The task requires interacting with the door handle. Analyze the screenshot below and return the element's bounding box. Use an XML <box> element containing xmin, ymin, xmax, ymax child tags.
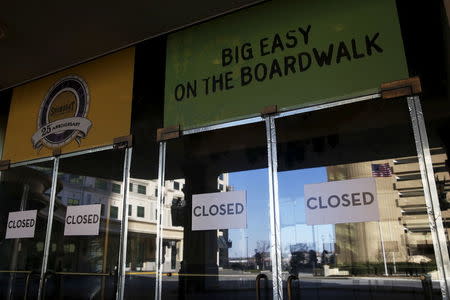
<box><xmin>256</xmin><ymin>273</ymin><xmax>268</xmax><ymax>300</ymax></box>
<box><xmin>287</xmin><ymin>275</ymin><xmax>299</xmax><ymax>300</ymax></box>
<box><xmin>24</xmin><ymin>270</ymin><xmax>40</xmax><ymax>300</ymax></box>
<box><xmin>41</xmin><ymin>270</ymin><xmax>56</xmax><ymax>300</ymax></box>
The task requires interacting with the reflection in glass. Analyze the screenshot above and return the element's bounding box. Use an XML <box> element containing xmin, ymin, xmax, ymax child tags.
<box><xmin>124</xmin><ymin>177</ymin><xmax>185</xmax><ymax>300</ymax></box>
<box><xmin>161</xmin><ymin>170</ymin><xmax>271</xmax><ymax>300</ymax></box>
<box><xmin>276</xmin><ymin>99</ymin><xmax>442</xmax><ymax>299</ymax></box>
<box><xmin>161</xmin><ymin>123</ymin><xmax>272</xmax><ymax>299</ymax></box>
<box><xmin>279</xmin><ymin>160</ymin><xmax>443</xmax><ymax>299</ymax></box>
<box><xmin>46</xmin><ymin>150</ymin><xmax>124</xmax><ymax>299</ymax></box>
<box><xmin>0</xmin><ymin>163</ymin><xmax>53</xmax><ymax>299</ymax></box>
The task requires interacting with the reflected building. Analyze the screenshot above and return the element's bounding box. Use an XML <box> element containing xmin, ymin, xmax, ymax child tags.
<box><xmin>55</xmin><ymin>173</ymin><xmax>230</xmax><ymax>273</ymax></box>
<box><xmin>0</xmin><ymin>166</ymin><xmax>54</xmax><ymax>275</ymax></box>
<box><xmin>328</xmin><ymin>148</ymin><xmax>449</xmax><ymax>266</ymax></box>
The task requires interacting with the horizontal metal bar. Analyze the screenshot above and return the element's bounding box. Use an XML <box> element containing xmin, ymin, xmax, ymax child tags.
<box><xmin>55</xmin><ymin>272</ymin><xmax>110</xmax><ymax>276</ymax></box>
<box><xmin>128</xmin><ymin>272</ymin><xmax>243</xmax><ymax>278</ymax></box>
<box><xmin>0</xmin><ymin>270</ymin><xmax>32</xmax><ymax>274</ymax></box>
<box><xmin>59</xmin><ymin>145</ymin><xmax>114</xmax><ymax>159</ymax></box>
<box><xmin>276</xmin><ymin>93</ymin><xmax>381</xmax><ymax>119</ymax></box>
<box><xmin>10</xmin><ymin>156</ymin><xmax>54</xmax><ymax>168</ymax></box>
<box><xmin>126</xmin><ymin>272</ymin><xmax>156</xmax><ymax>275</ymax></box>
<box><xmin>182</xmin><ymin>116</ymin><xmax>263</xmax><ymax>136</ymax></box>
<box><xmin>182</xmin><ymin>93</ymin><xmax>380</xmax><ymax>136</ymax></box>
<box><xmin>9</xmin><ymin>145</ymin><xmax>114</xmax><ymax>168</ymax></box>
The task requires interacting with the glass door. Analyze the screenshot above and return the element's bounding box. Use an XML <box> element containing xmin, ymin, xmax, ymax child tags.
<box><xmin>0</xmin><ymin>160</ymin><xmax>54</xmax><ymax>299</ymax></box>
<box><xmin>160</xmin><ymin>121</ymin><xmax>273</xmax><ymax>299</ymax></box>
<box><xmin>275</xmin><ymin>98</ymin><xmax>443</xmax><ymax>299</ymax></box>
<box><xmin>45</xmin><ymin>149</ymin><xmax>125</xmax><ymax>299</ymax></box>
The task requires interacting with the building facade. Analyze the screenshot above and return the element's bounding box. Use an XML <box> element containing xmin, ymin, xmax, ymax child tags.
<box><xmin>0</xmin><ymin>0</ymin><xmax>448</xmax><ymax>300</ymax></box>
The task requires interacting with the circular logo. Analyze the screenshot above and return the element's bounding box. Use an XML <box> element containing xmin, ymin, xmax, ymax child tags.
<box><xmin>32</xmin><ymin>76</ymin><xmax>92</xmax><ymax>150</ymax></box>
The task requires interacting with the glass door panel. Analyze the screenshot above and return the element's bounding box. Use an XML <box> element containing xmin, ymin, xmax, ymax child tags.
<box><xmin>161</xmin><ymin>122</ymin><xmax>273</xmax><ymax>299</ymax></box>
<box><xmin>276</xmin><ymin>98</ymin><xmax>442</xmax><ymax>299</ymax></box>
<box><xmin>46</xmin><ymin>149</ymin><xmax>125</xmax><ymax>299</ymax></box>
<box><xmin>0</xmin><ymin>161</ymin><xmax>54</xmax><ymax>299</ymax></box>
<box><xmin>124</xmin><ymin>175</ymin><xmax>158</xmax><ymax>300</ymax></box>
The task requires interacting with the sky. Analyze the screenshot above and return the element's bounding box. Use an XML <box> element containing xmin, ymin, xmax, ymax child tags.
<box><xmin>227</xmin><ymin>166</ymin><xmax>335</xmax><ymax>258</ymax></box>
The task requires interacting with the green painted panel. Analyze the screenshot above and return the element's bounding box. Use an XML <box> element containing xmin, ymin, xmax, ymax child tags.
<box><xmin>164</xmin><ymin>0</ymin><xmax>409</xmax><ymax>129</ymax></box>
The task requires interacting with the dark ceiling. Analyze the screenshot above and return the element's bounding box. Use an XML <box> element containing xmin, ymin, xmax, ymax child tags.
<box><xmin>0</xmin><ymin>0</ymin><xmax>264</xmax><ymax>91</ymax></box>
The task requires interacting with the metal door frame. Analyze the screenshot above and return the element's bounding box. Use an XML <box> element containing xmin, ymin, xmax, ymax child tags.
<box><xmin>1</xmin><ymin>156</ymin><xmax>55</xmax><ymax>300</ymax></box>
<box><xmin>407</xmin><ymin>95</ymin><xmax>450</xmax><ymax>299</ymax></box>
<box><xmin>0</xmin><ymin>144</ymin><xmax>132</xmax><ymax>299</ymax></box>
<box><xmin>11</xmin><ymin>92</ymin><xmax>447</xmax><ymax>300</ymax></box>
<box><xmin>152</xmin><ymin>92</ymin><xmax>450</xmax><ymax>300</ymax></box>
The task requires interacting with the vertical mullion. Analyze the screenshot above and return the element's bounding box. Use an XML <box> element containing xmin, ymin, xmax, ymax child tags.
<box><xmin>37</xmin><ymin>157</ymin><xmax>58</xmax><ymax>300</ymax></box>
<box><xmin>155</xmin><ymin>141</ymin><xmax>167</xmax><ymax>300</ymax></box>
<box><xmin>265</xmin><ymin>115</ymin><xmax>283</xmax><ymax>300</ymax></box>
<box><xmin>116</xmin><ymin>147</ymin><xmax>133</xmax><ymax>300</ymax></box>
<box><xmin>407</xmin><ymin>95</ymin><xmax>450</xmax><ymax>299</ymax></box>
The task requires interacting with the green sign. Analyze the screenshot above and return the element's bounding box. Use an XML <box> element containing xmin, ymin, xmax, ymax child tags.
<box><xmin>164</xmin><ymin>0</ymin><xmax>408</xmax><ymax>129</ymax></box>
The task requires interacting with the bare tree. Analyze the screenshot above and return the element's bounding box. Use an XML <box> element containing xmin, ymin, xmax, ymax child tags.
<box><xmin>255</xmin><ymin>240</ymin><xmax>270</xmax><ymax>270</ymax></box>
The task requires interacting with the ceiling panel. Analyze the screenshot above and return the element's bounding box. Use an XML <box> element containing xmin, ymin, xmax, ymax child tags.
<box><xmin>0</xmin><ymin>0</ymin><xmax>263</xmax><ymax>90</ymax></box>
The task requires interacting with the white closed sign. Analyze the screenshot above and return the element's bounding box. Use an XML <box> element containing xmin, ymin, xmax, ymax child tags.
<box><xmin>192</xmin><ymin>190</ymin><xmax>247</xmax><ymax>231</ymax></box>
<box><xmin>64</xmin><ymin>204</ymin><xmax>101</xmax><ymax>236</ymax></box>
<box><xmin>305</xmin><ymin>178</ymin><xmax>379</xmax><ymax>225</ymax></box>
<box><xmin>6</xmin><ymin>210</ymin><xmax>37</xmax><ymax>239</ymax></box>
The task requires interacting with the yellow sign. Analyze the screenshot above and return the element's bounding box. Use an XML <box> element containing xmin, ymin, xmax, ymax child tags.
<box><xmin>3</xmin><ymin>47</ymin><xmax>135</xmax><ymax>163</ymax></box>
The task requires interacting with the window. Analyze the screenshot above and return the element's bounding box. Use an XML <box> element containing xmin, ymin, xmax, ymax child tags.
<box><xmin>137</xmin><ymin>206</ymin><xmax>145</xmax><ymax>218</ymax></box>
<box><xmin>67</xmin><ymin>198</ymin><xmax>79</xmax><ymax>206</ymax></box>
<box><xmin>69</xmin><ymin>175</ymin><xmax>83</xmax><ymax>185</ymax></box>
<box><xmin>219</xmin><ymin>174</ymin><xmax>224</xmax><ymax>180</ymax></box>
<box><xmin>155</xmin><ymin>188</ymin><xmax>158</xmax><ymax>197</ymax></box>
<box><xmin>63</xmin><ymin>243</ymin><xmax>76</xmax><ymax>254</ymax></box>
<box><xmin>129</xmin><ymin>183</ymin><xmax>133</xmax><ymax>192</ymax></box>
<box><xmin>112</xmin><ymin>183</ymin><xmax>121</xmax><ymax>193</ymax></box>
<box><xmin>219</xmin><ymin>184</ymin><xmax>224</xmax><ymax>191</ymax></box>
<box><xmin>86</xmin><ymin>194</ymin><xmax>91</xmax><ymax>204</ymax></box>
<box><xmin>173</xmin><ymin>197</ymin><xmax>183</xmax><ymax>206</ymax></box>
<box><xmin>174</xmin><ymin>182</ymin><xmax>180</xmax><ymax>190</ymax></box>
<box><xmin>138</xmin><ymin>185</ymin><xmax>146</xmax><ymax>195</ymax></box>
<box><xmin>128</xmin><ymin>205</ymin><xmax>132</xmax><ymax>216</ymax></box>
<box><xmin>110</xmin><ymin>206</ymin><xmax>119</xmax><ymax>219</ymax></box>
<box><xmin>95</xmin><ymin>179</ymin><xmax>108</xmax><ymax>190</ymax></box>
<box><xmin>395</xmin><ymin>174</ymin><xmax>422</xmax><ymax>181</ymax></box>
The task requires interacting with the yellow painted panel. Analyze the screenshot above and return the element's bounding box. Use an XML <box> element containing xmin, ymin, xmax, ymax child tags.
<box><xmin>3</xmin><ymin>47</ymin><xmax>135</xmax><ymax>163</ymax></box>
